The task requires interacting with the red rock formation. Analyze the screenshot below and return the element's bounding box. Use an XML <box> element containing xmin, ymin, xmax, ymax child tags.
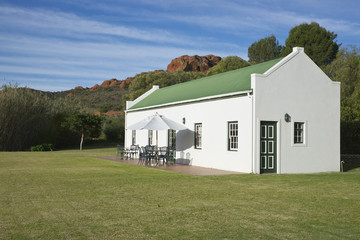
<box><xmin>66</xmin><ymin>92</ymin><xmax>75</xmax><ymax>97</ymax></box>
<box><xmin>119</xmin><ymin>77</ymin><xmax>134</xmax><ymax>88</ymax></box>
<box><xmin>75</xmin><ymin>86</ymin><xmax>85</xmax><ymax>90</ymax></box>
<box><xmin>167</xmin><ymin>55</ymin><xmax>221</xmax><ymax>73</ymax></box>
<box><xmin>100</xmin><ymin>78</ymin><xmax>120</xmax><ymax>88</ymax></box>
<box><xmin>89</xmin><ymin>84</ymin><xmax>100</xmax><ymax>91</ymax></box>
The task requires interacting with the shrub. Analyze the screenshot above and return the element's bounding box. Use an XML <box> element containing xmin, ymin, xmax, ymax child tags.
<box><xmin>103</xmin><ymin>116</ymin><xmax>125</xmax><ymax>143</ymax></box>
<box><xmin>0</xmin><ymin>85</ymin><xmax>50</xmax><ymax>151</ymax></box>
<box><xmin>30</xmin><ymin>144</ymin><xmax>54</xmax><ymax>152</ymax></box>
<box><xmin>0</xmin><ymin>84</ymin><xmax>81</xmax><ymax>151</ymax></box>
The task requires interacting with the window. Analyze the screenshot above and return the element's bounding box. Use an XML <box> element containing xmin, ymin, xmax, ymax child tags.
<box><xmin>294</xmin><ymin>122</ymin><xmax>304</xmax><ymax>144</ymax></box>
<box><xmin>168</xmin><ymin>129</ymin><xmax>176</xmax><ymax>149</ymax></box>
<box><xmin>228</xmin><ymin>121</ymin><xmax>238</xmax><ymax>151</ymax></box>
<box><xmin>148</xmin><ymin>130</ymin><xmax>153</xmax><ymax>145</ymax></box>
<box><xmin>194</xmin><ymin>123</ymin><xmax>202</xmax><ymax>149</ymax></box>
<box><xmin>132</xmin><ymin>130</ymin><xmax>136</xmax><ymax>145</ymax></box>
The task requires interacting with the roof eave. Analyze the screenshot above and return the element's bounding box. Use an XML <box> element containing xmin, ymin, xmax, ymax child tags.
<box><xmin>126</xmin><ymin>89</ymin><xmax>253</xmax><ymax>113</ymax></box>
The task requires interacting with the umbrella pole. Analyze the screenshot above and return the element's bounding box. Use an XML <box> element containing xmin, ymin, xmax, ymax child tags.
<box><xmin>156</xmin><ymin>130</ymin><xmax>159</xmax><ymax>165</ymax></box>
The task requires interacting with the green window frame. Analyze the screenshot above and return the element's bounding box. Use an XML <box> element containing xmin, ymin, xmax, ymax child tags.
<box><xmin>228</xmin><ymin>121</ymin><xmax>238</xmax><ymax>151</ymax></box>
<box><xmin>168</xmin><ymin>129</ymin><xmax>176</xmax><ymax>149</ymax></box>
<box><xmin>194</xmin><ymin>123</ymin><xmax>202</xmax><ymax>149</ymax></box>
<box><xmin>294</xmin><ymin>122</ymin><xmax>304</xmax><ymax>144</ymax></box>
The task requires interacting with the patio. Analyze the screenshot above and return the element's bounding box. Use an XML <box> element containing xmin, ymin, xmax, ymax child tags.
<box><xmin>96</xmin><ymin>156</ymin><xmax>244</xmax><ymax>175</ymax></box>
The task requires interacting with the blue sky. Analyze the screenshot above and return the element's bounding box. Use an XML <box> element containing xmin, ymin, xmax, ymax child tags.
<box><xmin>0</xmin><ymin>0</ymin><xmax>359</xmax><ymax>91</ymax></box>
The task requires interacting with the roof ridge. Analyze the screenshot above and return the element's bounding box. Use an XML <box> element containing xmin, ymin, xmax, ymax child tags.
<box><xmin>157</xmin><ymin>58</ymin><xmax>283</xmax><ymax>92</ymax></box>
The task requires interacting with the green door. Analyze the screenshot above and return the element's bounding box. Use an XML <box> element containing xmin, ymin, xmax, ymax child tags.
<box><xmin>260</xmin><ymin>121</ymin><xmax>277</xmax><ymax>174</ymax></box>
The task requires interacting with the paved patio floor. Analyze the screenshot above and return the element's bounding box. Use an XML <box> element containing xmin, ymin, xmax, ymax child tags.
<box><xmin>96</xmin><ymin>157</ymin><xmax>244</xmax><ymax>175</ymax></box>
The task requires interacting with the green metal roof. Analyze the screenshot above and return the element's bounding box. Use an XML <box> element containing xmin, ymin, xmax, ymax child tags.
<box><xmin>129</xmin><ymin>58</ymin><xmax>282</xmax><ymax>110</ymax></box>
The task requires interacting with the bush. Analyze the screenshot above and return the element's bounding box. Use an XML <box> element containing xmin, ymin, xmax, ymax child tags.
<box><xmin>0</xmin><ymin>85</ymin><xmax>50</xmax><ymax>151</ymax></box>
<box><xmin>0</xmin><ymin>84</ymin><xmax>81</xmax><ymax>151</ymax></box>
<box><xmin>341</xmin><ymin>121</ymin><xmax>360</xmax><ymax>154</ymax></box>
<box><xmin>30</xmin><ymin>144</ymin><xmax>54</xmax><ymax>152</ymax></box>
<box><xmin>103</xmin><ymin>116</ymin><xmax>125</xmax><ymax>143</ymax></box>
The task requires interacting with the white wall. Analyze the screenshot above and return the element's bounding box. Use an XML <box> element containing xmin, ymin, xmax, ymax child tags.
<box><xmin>252</xmin><ymin>48</ymin><xmax>340</xmax><ymax>173</ymax></box>
<box><xmin>125</xmin><ymin>95</ymin><xmax>254</xmax><ymax>173</ymax></box>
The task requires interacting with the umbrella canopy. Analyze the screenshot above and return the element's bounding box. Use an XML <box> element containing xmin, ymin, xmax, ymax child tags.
<box><xmin>127</xmin><ymin>113</ymin><xmax>186</xmax><ymax>131</ymax></box>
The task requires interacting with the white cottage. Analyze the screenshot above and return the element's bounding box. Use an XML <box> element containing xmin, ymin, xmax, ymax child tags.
<box><xmin>125</xmin><ymin>47</ymin><xmax>340</xmax><ymax>174</ymax></box>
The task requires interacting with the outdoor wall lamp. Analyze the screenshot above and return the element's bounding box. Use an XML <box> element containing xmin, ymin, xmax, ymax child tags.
<box><xmin>284</xmin><ymin>113</ymin><xmax>291</xmax><ymax>123</ymax></box>
<box><xmin>182</xmin><ymin>117</ymin><xmax>186</xmax><ymax>124</ymax></box>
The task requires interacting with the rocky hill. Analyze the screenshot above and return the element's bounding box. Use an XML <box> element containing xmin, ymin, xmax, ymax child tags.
<box><xmin>51</xmin><ymin>54</ymin><xmax>221</xmax><ymax>114</ymax></box>
<box><xmin>167</xmin><ymin>55</ymin><xmax>221</xmax><ymax>73</ymax></box>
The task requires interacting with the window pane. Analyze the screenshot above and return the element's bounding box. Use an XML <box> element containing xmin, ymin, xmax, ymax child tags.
<box><xmin>294</xmin><ymin>122</ymin><xmax>304</xmax><ymax>144</ymax></box>
<box><xmin>168</xmin><ymin>129</ymin><xmax>176</xmax><ymax>148</ymax></box>
<box><xmin>132</xmin><ymin>130</ymin><xmax>136</xmax><ymax>145</ymax></box>
<box><xmin>228</xmin><ymin>122</ymin><xmax>238</xmax><ymax>150</ymax></box>
<box><xmin>195</xmin><ymin>123</ymin><xmax>202</xmax><ymax>149</ymax></box>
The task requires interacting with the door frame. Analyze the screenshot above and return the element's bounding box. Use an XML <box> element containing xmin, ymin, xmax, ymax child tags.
<box><xmin>259</xmin><ymin>121</ymin><xmax>278</xmax><ymax>174</ymax></box>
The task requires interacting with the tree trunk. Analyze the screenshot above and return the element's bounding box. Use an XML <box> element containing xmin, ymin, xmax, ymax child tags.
<box><xmin>80</xmin><ymin>133</ymin><xmax>84</xmax><ymax>151</ymax></box>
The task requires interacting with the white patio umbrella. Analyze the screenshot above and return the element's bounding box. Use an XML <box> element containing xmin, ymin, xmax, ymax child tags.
<box><xmin>126</xmin><ymin>113</ymin><xmax>187</xmax><ymax>149</ymax></box>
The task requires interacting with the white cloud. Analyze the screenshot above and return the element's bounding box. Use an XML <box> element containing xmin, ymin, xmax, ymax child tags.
<box><xmin>1</xmin><ymin>1</ymin><xmax>358</xmax><ymax>91</ymax></box>
<box><xmin>0</xmin><ymin>6</ymin><xmax>184</xmax><ymax>45</ymax></box>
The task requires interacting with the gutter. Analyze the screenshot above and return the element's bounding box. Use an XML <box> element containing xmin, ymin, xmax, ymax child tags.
<box><xmin>126</xmin><ymin>89</ymin><xmax>253</xmax><ymax>113</ymax></box>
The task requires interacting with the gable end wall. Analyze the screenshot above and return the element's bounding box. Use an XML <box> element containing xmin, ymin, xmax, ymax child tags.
<box><xmin>252</xmin><ymin>48</ymin><xmax>340</xmax><ymax>173</ymax></box>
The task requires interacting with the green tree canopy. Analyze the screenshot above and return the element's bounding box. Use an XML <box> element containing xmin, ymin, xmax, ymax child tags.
<box><xmin>281</xmin><ymin>22</ymin><xmax>340</xmax><ymax>67</ymax></box>
<box><xmin>325</xmin><ymin>46</ymin><xmax>360</xmax><ymax>122</ymax></box>
<box><xmin>324</xmin><ymin>46</ymin><xmax>360</xmax><ymax>153</ymax></box>
<box><xmin>207</xmin><ymin>56</ymin><xmax>250</xmax><ymax>76</ymax></box>
<box><xmin>0</xmin><ymin>85</ymin><xmax>80</xmax><ymax>151</ymax></box>
<box><xmin>128</xmin><ymin>71</ymin><xmax>205</xmax><ymax>101</ymax></box>
<box><xmin>62</xmin><ymin>113</ymin><xmax>105</xmax><ymax>150</ymax></box>
<box><xmin>0</xmin><ymin>85</ymin><xmax>50</xmax><ymax>151</ymax></box>
<box><xmin>248</xmin><ymin>35</ymin><xmax>282</xmax><ymax>64</ymax></box>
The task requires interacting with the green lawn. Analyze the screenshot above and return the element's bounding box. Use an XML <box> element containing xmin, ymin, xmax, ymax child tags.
<box><xmin>0</xmin><ymin>148</ymin><xmax>359</xmax><ymax>239</ymax></box>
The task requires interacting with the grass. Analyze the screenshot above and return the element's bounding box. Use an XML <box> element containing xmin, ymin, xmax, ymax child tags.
<box><xmin>0</xmin><ymin>148</ymin><xmax>360</xmax><ymax>239</ymax></box>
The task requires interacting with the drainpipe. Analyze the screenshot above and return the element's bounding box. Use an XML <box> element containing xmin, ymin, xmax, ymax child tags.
<box><xmin>124</xmin><ymin>111</ymin><xmax>128</xmax><ymax>148</ymax></box>
<box><xmin>251</xmin><ymin>74</ymin><xmax>256</xmax><ymax>174</ymax></box>
<box><xmin>251</xmin><ymin>91</ymin><xmax>255</xmax><ymax>174</ymax></box>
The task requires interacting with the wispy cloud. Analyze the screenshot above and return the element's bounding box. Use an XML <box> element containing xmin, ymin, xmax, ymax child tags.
<box><xmin>0</xmin><ymin>6</ymin><xmax>182</xmax><ymax>44</ymax></box>
<box><xmin>142</xmin><ymin>0</ymin><xmax>360</xmax><ymax>40</ymax></box>
<box><xmin>0</xmin><ymin>1</ymin><xmax>359</xmax><ymax>91</ymax></box>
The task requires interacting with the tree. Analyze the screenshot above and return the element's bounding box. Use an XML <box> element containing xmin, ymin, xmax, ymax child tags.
<box><xmin>0</xmin><ymin>85</ymin><xmax>49</xmax><ymax>150</ymax></box>
<box><xmin>0</xmin><ymin>84</ymin><xmax>81</xmax><ymax>151</ymax></box>
<box><xmin>62</xmin><ymin>113</ymin><xmax>105</xmax><ymax>150</ymax></box>
<box><xmin>207</xmin><ymin>56</ymin><xmax>250</xmax><ymax>76</ymax></box>
<box><xmin>248</xmin><ymin>35</ymin><xmax>282</xmax><ymax>64</ymax></box>
<box><xmin>324</xmin><ymin>46</ymin><xmax>360</xmax><ymax>153</ymax></box>
<box><xmin>281</xmin><ymin>22</ymin><xmax>340</xmax><ymax>67</ymax></box>
<box><xmin>325</xmin><ymin>46</ymin><xmax>360</xmax><ymax>121</ymax></box>
<box><xmin>103</xmin><ymin>115</ymin><xmax>125</xmax><ymax>143</ymax></box>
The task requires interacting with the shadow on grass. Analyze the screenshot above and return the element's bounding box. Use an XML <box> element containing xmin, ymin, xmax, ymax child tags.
<box><xmin>343</xmin><ymin>162</ymin><xmax>360</xmax><ymax>172</ymax></box>
<box><xmin>341</xmin><ymin>154</ymin><xmax>360</xmax><ymax>172</ymax></box>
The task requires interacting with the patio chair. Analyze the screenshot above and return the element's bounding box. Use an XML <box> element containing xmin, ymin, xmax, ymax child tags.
<box><xmin>158</xmin><ymin>147</ymin><xmax>168</xmax><ymax>166</ymax></box>
<box><xmin>129</xmin><ymin>144</ymin><xmax>139</xmax><ymax>159</ymax></box>
<box><xmin>167</xmin><ymin>147</ymin><xmax>176</xmax><ymax>165</ymax></box>
<box><xmin>117</xmin><ymin>144</ymin><xmax>125</xmax><ymax>159</ymax></box>
<box><xmin>138</xmin><ymin>146</ymin><xmax>147</xmax><ymax>165</ymax></box>
<box><xmin>145</xmin><ymin>145</ymin><xmax>156</xmax><ymax>166</ymax></box>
